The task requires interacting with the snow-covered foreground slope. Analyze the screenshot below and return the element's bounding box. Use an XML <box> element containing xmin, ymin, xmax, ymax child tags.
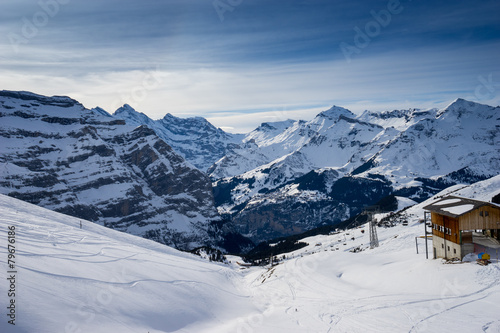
<box><xmin>1</xmin><ymin>176</ymin><xmax>500</xmax><ymax>333</ymax></box>
<box><xmin>242</xmin><ymin>231</ymin><xmax>500</xmax><ymax>333</ymax></box>
<box><xmin>238</xmin><ymin>176</ymin><xmax>500</xmax><ymax>332</ymax></box>
<box><xmin>0</xmin><ymin>194</ymin><xmax>255</xmax><ymax>333</ymax></box>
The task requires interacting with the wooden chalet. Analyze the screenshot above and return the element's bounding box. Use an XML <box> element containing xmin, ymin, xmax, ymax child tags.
<box><xmin>423</xmin><ymin>196</ymin><xmax>500</xmax><ymax>260</ymax></box>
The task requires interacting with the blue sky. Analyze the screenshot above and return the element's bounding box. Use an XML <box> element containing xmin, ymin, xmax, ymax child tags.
<box><xmin>1</xmin><ymin>0</ymin><xmax>499</xmax><ymax>132</ymax></box>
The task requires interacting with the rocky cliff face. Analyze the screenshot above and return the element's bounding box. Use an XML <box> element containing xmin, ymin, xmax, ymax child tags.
<box><xmin>0</xmin><ymin>90</ymin><xmax>222</xmax><ymax>250</ymax></box>
<box><xmin>113</xmin><ymin>104</ymin><xmax>244</xmax><ymax>172</ymax></box>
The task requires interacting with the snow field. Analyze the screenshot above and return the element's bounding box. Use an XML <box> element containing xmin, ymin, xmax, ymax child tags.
<box><xmin>0</xmin><ymin>194</ymin><xmax>255</xmax><ymax>333</ymax></box>
<box><xmin>237</xmin><ymin>224</ymin><xmax>500</xmax><ymax>332</ymax></box>
<box><xmin>1</xmin><ymin>174</ymin><xmax>499</xmax><ymax>333</ymax></box>
<box><xmin>234</xmin><ymin>177</ymin><xmax>500</xmax><ymax>332</ymax></box>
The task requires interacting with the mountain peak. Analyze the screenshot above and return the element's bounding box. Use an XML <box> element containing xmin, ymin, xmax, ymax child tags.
<box><xmin>257</xmin><ymin>119</ymin><xmax>295</xmax><ymax>131</ymax></box>
<box><xmin>162</xmin><ymin>112</ymin><xmax>175</xmax><ymax>120</ymax></box>
<box><xmin>113</xmin><ymin>104</ymin><xmax>154</xmax><ymax>127</ymax></box>
<box><xmin>162</xmin><ymin>112</ymin><xmax>212</xmax><ymax>128</ymax></box>
<box><xmin>437</xmin><ymin>98</ymin><xmax>492</xmax><ymax>118</ymax></box>
<box><xmin>445</xmin><ymin>98</ymin><xmax>473</xmax><ymax>109</ymax></box>
<box><xmin>317</xmin><ymin>105</ymin><xmax>355</xmax><ymax>120</ymax></box>
<box><xmin>114</xmin><ymin>104</ymin><xmax>138</xmax><ymax>115</ymax></box>
<box><xmin>114</xmin><ymin>104</ymin><xmax>151</xmax><ymax>120</ymax></box>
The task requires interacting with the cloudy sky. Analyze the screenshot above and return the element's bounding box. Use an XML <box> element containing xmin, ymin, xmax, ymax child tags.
<box><xmin>1</xmin><ymin>0</ymin><xmax>499</xmax><ymax>132</ymax></box>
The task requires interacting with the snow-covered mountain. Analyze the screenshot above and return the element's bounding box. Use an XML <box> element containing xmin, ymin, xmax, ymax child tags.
<box><xmin>212</xmin><ymin>99</ymin><xmax>499</xmax><ymax>243</ymax></box>
<box><xmin>113</xmin><ymin>104</ymin><xmax>244</xmax><ymax>171</ymax></box>
<box><xmin>209</xmin><ymin>106</ymin><xmax>372</xmax><ymax>179</ymax></box>
<box><xmin>1</xmin><ymin>90</ymin><xmax>498</xmax><ymax>247</ymax></box>
<box><xmin>1</xmin><ymin>176</ymin><xmax>499</xmax><ymax>332</ymax></box>
<box><xmin>207</xmin><ymin>119</ymin><xmax>296</xmax><ymax>178</ymax></box>
<box><xmin>356</xmin><ymin>98</ymin><xmax>499</xmax><ymax>192</ymax></box>
<box><xmin>0</xmin><ymin>90</ymin><xmax>223</xmax><ymax>250</ymax></box>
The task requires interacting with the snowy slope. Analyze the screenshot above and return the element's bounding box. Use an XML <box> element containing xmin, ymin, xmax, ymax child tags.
<box><xmin>244</xmin><ymin>119</ymin><xmax>296</xmax><ymax>146</ymax></box>
<box><xmin>2</xmin><ymin>178</ymin><xmax>499</xmax><ymax>332</ymax></box>
<box><xmin>235</xmin><ymin>175</ymin><xmax>500</xmax><ymax>332</ymax></box>
<box><xmin>0</xmin><ymin>194</ymin><xmax>255</xmax><ymax>333</ymax></box>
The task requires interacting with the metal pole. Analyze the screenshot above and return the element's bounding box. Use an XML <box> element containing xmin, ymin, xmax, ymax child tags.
<box><xmin>415</xmin><ymin>237</ymin><xmax>419</xmax><ymax>254</ymax></box>
<box><xmin>424</xmin><ymin>218</ymin><xmax>428</xmax><ymax>259</ymax></box>
<box><xmin>424</xmin><ymin>212</ymin><xmax>429</xmax><ymax>259</ymax></box>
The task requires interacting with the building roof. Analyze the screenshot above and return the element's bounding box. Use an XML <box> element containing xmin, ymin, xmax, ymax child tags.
<box><xmin>423</xmin><ymin>195</ymin><xmax>500</xmax><ymax>218</ymax></box>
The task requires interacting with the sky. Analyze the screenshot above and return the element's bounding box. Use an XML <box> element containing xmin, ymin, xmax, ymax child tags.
<box><xmin>1</xmin><ymin>0</ymin><xmax>499</xmax><ymax>133</ymax></box>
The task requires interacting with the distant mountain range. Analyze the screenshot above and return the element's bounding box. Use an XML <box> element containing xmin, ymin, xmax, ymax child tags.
<box><xmin>1</xmin><ymin>90</ymin><xmax>498</xmax><ymax>247</ymax></box>
<box><xmin>211</xmin><ymin>98</ymin><xmax>499</xmax><ymax>242</ymax></box>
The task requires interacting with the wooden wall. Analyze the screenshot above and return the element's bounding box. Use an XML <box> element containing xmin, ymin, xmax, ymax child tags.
<box><xmin>459</xmin><ymin>205</ymin><xmax>500</xmax><ymax>231</ymax></box>
<box><xmin>431</xmin><ymin>212</ymin><xmax>460</xmax><ymax>244</ymax></box>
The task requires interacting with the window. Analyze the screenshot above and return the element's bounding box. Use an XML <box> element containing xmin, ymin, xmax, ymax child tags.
<box><xmin>447</xmin><ymin>246</ymin><xmax>450</xmax><ymax>251</ymax></box>
<box><xmin>454</xmin><ymin>249</ymin><xmax>456</xmax><ymax>254</ymax></box>
<box><xmin>442</xmin><ymin>244</ymin><xmax>444</xmax><ymax>248</ymax></box>
<box><xmin>480</xmin><ymin>211</ymin><xmax>483</xmax><ymax>217</ymax></box>
<box><xmin>485</xmin><ymin>211</ymin><xmax>489</xmax><ymax>217</ymax></box>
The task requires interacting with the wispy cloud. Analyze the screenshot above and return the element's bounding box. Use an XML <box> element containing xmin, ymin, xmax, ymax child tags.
<box><xmin>0</xmin><ymin>0</ymin><xmax>499</xmax><ymax>133</ymax></box>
